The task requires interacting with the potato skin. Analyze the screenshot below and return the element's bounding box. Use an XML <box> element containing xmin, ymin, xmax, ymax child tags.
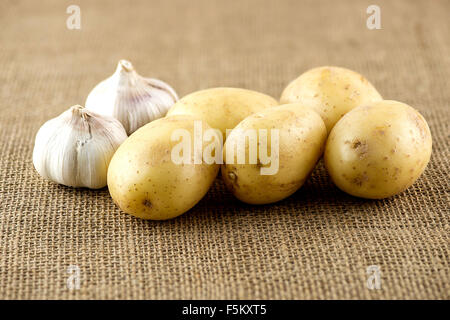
<box><xmin>280</xmin><ymin>66</ymin><xmax>382</xmax><ymax>132</ymax></box>
<box><xmin>324</xmin><ymin>100</ymin><xmax>432</xmax><ymax>199</ymax></box>
<box><xmin>167</xmin><ymin>87</ymin><xmax>278</xmax><ymax>138</ymax></box>
<box><xmin>107</xmin><ymin>115</ymin><xmax>219</xmax><ymax>220</ymax></box>
<box><xmin>222</xmin><ymin>103</ymin><xmax>327</xmax><ymax>204</ymax></box>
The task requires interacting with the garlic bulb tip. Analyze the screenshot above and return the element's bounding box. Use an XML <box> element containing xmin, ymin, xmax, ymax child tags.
<box><xmin>85</xmin><ymin>59</ymin><xmax>179</xmax><ymax>135</ymax></box>
<box><xmin>32</xmin><ymin>105</ymin><xmax>127</xmax><ymax>189</ymax></box>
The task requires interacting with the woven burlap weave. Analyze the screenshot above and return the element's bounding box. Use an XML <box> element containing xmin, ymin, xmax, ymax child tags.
<box><xmin>0</xmin><ymin>0</ymin><xmax>448</xmax><ymax>299</ymax></box>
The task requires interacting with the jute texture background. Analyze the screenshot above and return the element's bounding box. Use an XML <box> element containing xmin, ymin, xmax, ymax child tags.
<box><xmin>0</xmin><ymin>0</ymin><xmax>448</xmax><ymax>299</ymax></box>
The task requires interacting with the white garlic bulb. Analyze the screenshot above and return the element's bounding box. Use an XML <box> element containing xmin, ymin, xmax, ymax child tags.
<box><xmin>85</xmin><ymin>59</ymin><xmax>178</xmax><ymax>135</ymax></box>
<box><xmin>33</xmin><ymin>105</ymin><xmax>127</xmax><ymax>189</ymax></box>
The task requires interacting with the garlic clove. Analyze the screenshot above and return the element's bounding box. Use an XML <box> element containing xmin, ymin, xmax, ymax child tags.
<box><xmin>85</xmin><ymin>59</ymin><xmax>178</xmax><ymax>135</ymax></box>
<box><xmin>33</xmin><ymin>105</ymin><xmax>127</xmax><ymax>189</ymax></box>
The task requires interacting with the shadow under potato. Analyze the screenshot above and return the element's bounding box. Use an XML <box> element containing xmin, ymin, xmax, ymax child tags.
<box><xmin>38</xmin><ymin>159</ymin><xmax>412</xmax><ymax>223</ymax></box>
<box><xmin>184</xmin><ymin>160</ymin><xmax>404</xmax><ymax>222</ymax></box>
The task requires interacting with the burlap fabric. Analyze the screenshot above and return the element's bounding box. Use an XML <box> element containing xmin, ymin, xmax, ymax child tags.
<box><xmin>0</xmin><ymin>0</ymin><xmax>448</xmax><ymax>300</ymax></box>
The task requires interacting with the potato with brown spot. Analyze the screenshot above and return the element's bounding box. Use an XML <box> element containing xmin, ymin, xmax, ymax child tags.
<box><xmin>280</xmin><ymin>66</ymin><xmax>382</xmax><ymax>132</ymax></box>
<box><xmin>167</xmin><ymin>87</ymin><xmax>278</xmax><ymax>138</ymax></box>
<box><xmin>108</xmin><ymin>115</ymin><xmax>219</xmax><ymax>220</ymax></box>
<box><xmin>222</xmin><ymin>103</ymin><xmax>327</xmax><ymax>204</ymax></box>
<box><xmin>324</xmin><ymin>100</ymin><xmax>432</xmax><ymax>199</ymax></box>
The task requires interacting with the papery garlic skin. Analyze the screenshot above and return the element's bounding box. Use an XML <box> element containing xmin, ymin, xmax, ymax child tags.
<box><xmin>85</xmin><ymin>59</ymin><xmax>178</xmax><ymax>135</ymax></box>
<box><xmin>33</xmin><ymin>105</ymin><xmax>128</xmax><ymax>189</ymax></box>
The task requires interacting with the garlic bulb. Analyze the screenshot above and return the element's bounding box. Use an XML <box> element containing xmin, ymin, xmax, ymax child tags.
<box><xmin>33</xmin><ymin>105</ymin><xmax>127</xmax><ymax>189</ymax></box>
<box><xmin>85</xmin><ymin>59</ymin><xmax>178</xmax><ymax>135</ymax></box>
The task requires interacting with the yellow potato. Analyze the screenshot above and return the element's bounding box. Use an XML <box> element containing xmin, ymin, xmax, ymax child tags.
<box><xmin>167</xmin><ymin>87</ymin><xmax>278</xmax><ymax>138</ymax></box>
<box><xmin>107</xmin><ymin>115</ymin><xmax>220</xmax><ymax>220</ymax></box>
<box><xmin>280</xmin><ymin>66</ymin><xmax>382</xmax><ymax>132</ymax></box>
<box><xmin>324</xmin><ymin>100</ymin><xmax>432</xmax><ymax>199</ymax></box>
<box><xmin>222</xmin><ymin>103</ymin><xmax>327</xmax><ymax>204</ymax></box>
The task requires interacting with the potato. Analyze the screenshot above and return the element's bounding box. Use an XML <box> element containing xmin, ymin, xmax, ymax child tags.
<box><xmin>324</xmin><ymin>100</ymin><xmax>432</xmax><ymax>199</ymax></box>
<box><xmin>107</xmin><ymin>115</ymin><xmax>220</xmax><ymax>220</ymax></box>
<box><xmin>280</xmin><ymin>66</ymin><xmax>382</xmax><ymax>132</ymax></box>
<box><xmin>167</xmin><ymin>87</ymin><xmax>278</xmax><ymax>138</ymax></box>
<box><xmin>221</xmin><ymin>103</ymin><xmax>327</xmax><ymax>204</ymax></box>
